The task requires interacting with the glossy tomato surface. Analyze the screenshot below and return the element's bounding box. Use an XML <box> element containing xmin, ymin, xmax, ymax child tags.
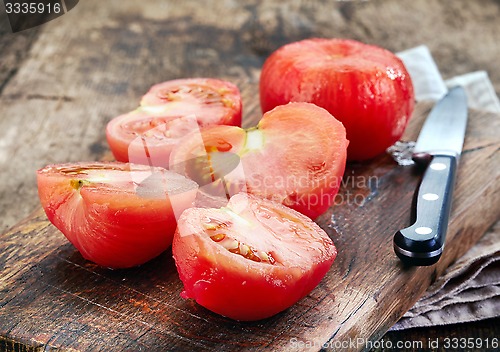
<box><xmin>169</xmin><ymin>102</ymin><xmax>348</xmax><ymax>219</ymax></box>
<box><xmin>260</xmin><ymin>38</ymin><xmax>415</xmax><ymax>161</ymax></box>
<box><xmin>172</xmin><ymin>193</ymin><xmax>337</xmax><ymax>321</ymax></box>
<box><xmin>106</xmin><ymin>78</ymin><xmax>242</xmax><ymax>168</ymax></box>
<box><xmin>37</xmin><ymin>162</ymin><xmax>198</xmax><ymax>268</ymax></box>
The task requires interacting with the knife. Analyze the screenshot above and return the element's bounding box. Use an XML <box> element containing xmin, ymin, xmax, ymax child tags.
<box><xmin>394</xmin><ymin>86</ymin><xmax>468</xmax><ymax>266</ymax></box>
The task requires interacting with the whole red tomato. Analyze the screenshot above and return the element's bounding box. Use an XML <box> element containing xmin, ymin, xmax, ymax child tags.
<box><xmin>260</xmin><ymin>38</ymin><xmax>415</xmax><ymax>161</ymax></box>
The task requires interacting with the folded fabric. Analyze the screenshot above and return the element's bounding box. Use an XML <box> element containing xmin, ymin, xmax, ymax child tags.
<box><xmin>391</xmin><ymin>226</ymin><xmax>500</xmax><ymax>330</ymax></box>
<box><xmin>445</xmin><ymin>71</ymin><xmax>500</xmax><ymax>113</ymax></box>
<box><xmin>397</xmin><ymin>45</ymin><xmax>447</xmax><ymax>101</ymax></box>
<box><xmin>391</xmin><ymin>296</ymin><xmax>500</xmax><ymax>330</ymax></box>
<box><xmin>397</xmin><ymin>45</ymin><xmax>500</xmax><ymax>114</ymax></box>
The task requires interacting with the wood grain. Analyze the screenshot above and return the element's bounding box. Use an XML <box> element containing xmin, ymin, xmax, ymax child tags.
<box><xmin>1</xmin><ymin>1</ymin><xmax>500</xmax><ymax>351</ymax></box>
<box><xmin>2</xmin><ymin>0</ymin><xmax>500</xmax><ymax>233</ymax></box>
<box><xmin>1</xmin><ymin>102</ymin><xmax>498</xmax><ymax>351</ymax></box>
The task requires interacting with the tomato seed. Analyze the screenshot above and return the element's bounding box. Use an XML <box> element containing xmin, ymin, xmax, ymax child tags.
<box><xmin>210</xmin><ymin>233</ymin><xmax>226</xmax><ymax>242</ymax></box>
<box><xmin>204</xmin><ymin>223</ymin><xmax>218</xmax><ymax>231</ymax></box>
<box><xmin>246</xmin><ymin>250</ymin><xmax>261</xmax><ymax>262</ymax></box>
<box><xmin>211</xmin><ymin>233</ymin><xmax>276</xmax><ymax>265</ymax></box>
<box><xmin>239</xmin><ymin>244</ymin><xmax>250</xmax><ymax>256</ymax></box>
<box><xmin>222</xmin><ymin>239</ymin><xmax>239</xmax><ymax>251</ymax></box>
<box><xmin>258</xmin><ymin>251</ymin><xmax>269</xmax><ymax>262</ymax></box>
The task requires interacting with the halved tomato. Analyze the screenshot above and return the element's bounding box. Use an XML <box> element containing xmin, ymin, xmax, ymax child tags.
<box><xmin>172</xmin><ymin>193</ymin><xmax>337</xmax><ymax>321</ymax></box>
<box><xmin>169</xmin><ymin>102</ymin><xmax>348</xmax><ymax>219</ymax></box>
<box><xmin>106</xmin><ymin>78</ymin><xmax>242</xmax><ymax>168</ymax></box>
<box><xmin>37</xmin><ymin>162</ymin><xmax>198</xmax><ymax>268</ymax></box>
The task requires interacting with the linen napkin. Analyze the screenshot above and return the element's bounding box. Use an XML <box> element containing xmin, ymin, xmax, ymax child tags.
<box><xmin>388</xmin><ymin>45</ymin><xmax>500</xmax><ymax>330</ymax></box>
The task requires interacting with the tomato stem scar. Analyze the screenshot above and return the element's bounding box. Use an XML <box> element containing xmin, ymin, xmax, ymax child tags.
<box><xmin>69</xmin><ymin>179</ymin><xmax>90</xmax><ymax>191</ymax></box>
<box><xmin>242</xmin><ymin>128</ymin><xmax>264</xmax><ymax>153</ymax></box>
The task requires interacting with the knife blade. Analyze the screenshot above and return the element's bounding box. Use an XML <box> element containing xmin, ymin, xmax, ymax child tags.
<box><xmin>393</xmin><ymin>86</ymin><xmax>468</xmax><ymax>266</ymax></box>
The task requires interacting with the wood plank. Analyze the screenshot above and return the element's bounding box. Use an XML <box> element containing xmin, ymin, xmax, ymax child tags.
<box><xmin>2</xmin><ymin>0</ymin><xmax>500</xmax><ymax>234</ymax></box>
<box><xmin>1</xmin><ymin>1</ymin><xmax>500</xmax><ymax>351</ymax></box>
<box><xmin>1</xmin><ymin>102</ymin><xmax>498</xmax><ymax>351</ymax></box>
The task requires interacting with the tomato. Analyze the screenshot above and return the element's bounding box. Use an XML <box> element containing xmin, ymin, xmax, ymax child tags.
<box><xmin>169</xmin><ymin>102</ymin><xmax>348</xmax><ymax>219</ymax></box>
<box><xmin>259</xmin><ymin>38</ymin><xmax>415</xmax><ymax>161</ymax></box>
<box><xmin>172</xmin><ymin>193</ymin><xmax>337</xmax><ymax>321</ymax></box>
<box><xmin>106</xmin><ymin>78</ymin><xmax>242</xmax><ymax>168</ymax></box>
<box><xmin>37</xmin><ymin>162</ymin><xmax>198</xmax><ymax>268</ymax></box>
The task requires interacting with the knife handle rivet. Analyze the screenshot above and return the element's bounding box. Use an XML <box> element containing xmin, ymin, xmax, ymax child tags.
<box><xmin>422</xmin><ymin>193</ymin><xmax>439</xmax><ymax>201</ymax></box>
<box><xmin>415</xmin><ymin>227</ymin><xmax>433</xmax><ymax>235</ymax></box>
<box><xmin>430</xmin><ymin>163</ymin><xmax>447</xmax><ymax>171</ymax></box>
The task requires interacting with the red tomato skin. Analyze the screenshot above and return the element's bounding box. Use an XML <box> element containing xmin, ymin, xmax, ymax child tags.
<box><xmin>175</xmin><ymin>253</ymin><xmax>333</xmax><ymax>321</ymax></box>
<box><xmin>260</xmin><ymin>38</ymin><xmax>415</xmax><ymax>161</ymax></box>
<box><xmin>106</xmin><ymin>78</ymin><xmax>242</xmax><ymax>168</ymax></box>
<box><xmin>172</xmin><ymin>193</ymin><xmax>337</xmax><ymax>321</ymax></box>
<box><xmin>37</xmin><ymin>162</ymin><xmax>197</xmax><ymax>269</ymax></box>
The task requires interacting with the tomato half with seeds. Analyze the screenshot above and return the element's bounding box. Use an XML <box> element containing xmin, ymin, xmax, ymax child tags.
<box><xmin>37</xmin><ymin>162</ymin><xmax>198</xmax><ymax>268</ymax></box>
<box><xmin>169</xmin><ymin>102</ymin><xmax>348</xmax><ymax>219</ymax></box>
<box><xmin>260</xmin><ymin>38</ymin><xmax>415</xmax><ymax>161</ymax></box>
<box><xmin>173</xmin><ymin>193</ymin><xmax>337</xmax><ymax>321</ymax></box>
<box><xmin>106</xmin><ymin>78</ymin><xmax>242</xmax><ymax>168</ymax></box>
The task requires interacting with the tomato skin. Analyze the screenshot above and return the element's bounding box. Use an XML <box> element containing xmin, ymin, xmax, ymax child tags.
<box><xmin>170</xmin><ymin>102</ymin><xmax>348</xmax><ymax>219</ymax></box>
<box><xmin>172</xmin><ymin>193</ymin><xmax>336</xmax><ymax>321</ymax></box>
<box><xmin>37</xmin><ymin>162</ymin><xmax>198</xmax><ymax>268</ymax></box>
<box><xmin>260</xmin><ymin>38</ymin><xmax>415</xmax><ymax>161</ymax></box>
<box><xmin>106</xmin><ymin>78</ymin><xmax>242</xmax><ymax>168</ymax></box>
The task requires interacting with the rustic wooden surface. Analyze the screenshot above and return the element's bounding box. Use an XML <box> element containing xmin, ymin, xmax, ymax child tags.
<box><xmin>2</xmin><ymin>0</ymin><xmax>500</xmax><ymax>235</ymax></box>
<box><xmin>1</xmin><ymin>0</ymin><xmax>499</xmax><ymax>351</ymax></box>
<box><xmin>0</xmin><ymin>102</ymin><xmax>498</xmax><ymax>352</ymax></box>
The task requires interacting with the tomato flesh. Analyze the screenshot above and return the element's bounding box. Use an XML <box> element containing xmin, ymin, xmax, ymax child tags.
<box><xmin>106</xmin><ymin>78</ymin><xmax>242</xmax><ymax>168</ymax></box>
<box><xmin>172</xmin><ymin>193</ymin><xmax>337</xmax><ymax>321</ymax></box>
<box><xmin>260</xmin><ymin>38</ymin><xmax>415</xmax><ymax>161</ymax></box>
<box><xmin>37</xmin><ymin>162</ymin><xmax>198</xmax><ymax>268</ymax></box>
<box><xmin>170</xmin><ymin>102</ymin><xmax>348</xmax><ymax>219</ymax></box>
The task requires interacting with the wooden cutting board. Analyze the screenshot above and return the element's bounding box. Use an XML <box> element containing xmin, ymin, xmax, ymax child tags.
<box><xmin>1</xmin><ymin>100</ymin><xmax>499</xmax><ymax>351</ymax></box>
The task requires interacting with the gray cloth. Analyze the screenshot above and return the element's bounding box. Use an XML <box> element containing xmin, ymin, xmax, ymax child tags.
<box><xmin>389</xmin><ymin>46</ymin><xmax>500</xmax><ymax>330</ymax></box>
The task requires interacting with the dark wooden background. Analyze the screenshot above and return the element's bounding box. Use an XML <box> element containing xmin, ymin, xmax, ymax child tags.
<box><xmin>1</xmin><ymin>0</ymin><xmax>499</xmax><ymax>351</ymax></box>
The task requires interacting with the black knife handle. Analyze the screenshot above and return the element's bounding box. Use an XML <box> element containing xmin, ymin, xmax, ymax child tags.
<box><xmin>394</xmin><ymin>154</ymin><xmax>457</xmax><ymax>266</ymax></box>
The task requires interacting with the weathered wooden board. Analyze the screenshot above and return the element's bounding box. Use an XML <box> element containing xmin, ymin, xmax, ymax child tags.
<box><xmin>1</xmin><ymin>101</ymin><xmax>499</xmax><ymax>351</ymax></box>
<box><xmin>1</xmin><ymin>1</ymin><xmax>500</xmax><ymax>351</ymax></box>
<box><xmin>2</xmin><ymin>0</ymin><xmax>500</xmax><ymax>234</ymax></box>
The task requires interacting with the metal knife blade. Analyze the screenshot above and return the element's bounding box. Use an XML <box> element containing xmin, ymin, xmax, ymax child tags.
<box><xmin>394</xmin><ymin>86</ymin><xmax>468</xmax><ymax>266</ymax></box>
<box><xmin>414</xmin><ymin>86</ymin><xmax>468</xmax><ymax>158</ymax></box>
